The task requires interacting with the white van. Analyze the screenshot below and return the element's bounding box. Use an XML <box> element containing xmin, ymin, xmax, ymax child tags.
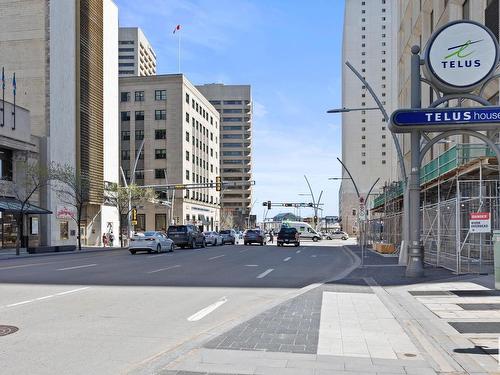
<box><xmin>281</xmin><ymin>221</ymin><xmax>322</xmax><ymax>242</ymax></box>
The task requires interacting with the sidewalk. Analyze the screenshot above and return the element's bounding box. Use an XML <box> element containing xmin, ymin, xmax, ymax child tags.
<box><xmin>154</xmin><ymin>244</ymin><xmax>499</xmax><ymax>375</ymax></box>
<box><xmin>0</xmin><ymin>246</ymin><xmax>127</xmax><ymax>260</ymax></box>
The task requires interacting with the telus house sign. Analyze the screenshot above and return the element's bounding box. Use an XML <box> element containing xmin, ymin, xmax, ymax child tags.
<box><xmin>424</xmin><ymin>21</ymin><xmax>499</xmax><ymax>93</ymax></box>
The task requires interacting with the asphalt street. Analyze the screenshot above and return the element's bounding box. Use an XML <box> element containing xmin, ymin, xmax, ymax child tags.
<box><xmin>0</xmin><ymin>239</ymin><xmax>356</xmax><ymax>375</ymax></box>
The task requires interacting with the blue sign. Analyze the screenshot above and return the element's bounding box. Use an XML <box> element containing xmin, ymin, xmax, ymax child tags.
<box><xmin>390</xmin><ymin>107</ymin><xmax>500</xmax><ymax>133</ymax></box>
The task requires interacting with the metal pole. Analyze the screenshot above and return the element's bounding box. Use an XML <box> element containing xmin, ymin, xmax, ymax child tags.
<box><xmin>406</xmin><ymin>45</ymin><xmax>424</xmax><ymax>278</ymax></box>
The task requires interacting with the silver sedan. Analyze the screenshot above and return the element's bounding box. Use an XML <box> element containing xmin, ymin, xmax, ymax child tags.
<box><xmin>204</xmin><ymin>231</ymin><xmax>224</xmax><ymax>246</ymax></box>
<box><xmin>129</xmin><ymin>231</ymin><xmax>175</xmax><ymax>254</ymax></box>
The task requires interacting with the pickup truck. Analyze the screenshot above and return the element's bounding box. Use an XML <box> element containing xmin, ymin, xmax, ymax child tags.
<box><xmin>277</xmin><ymin>227</ymin><xmax>300</xmax><ymax>247</ymax></box>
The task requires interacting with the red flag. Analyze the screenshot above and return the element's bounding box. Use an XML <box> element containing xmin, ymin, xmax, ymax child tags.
<box><xmin>173</xmin><ymin>24</ymin><xmax>181</xmax><ymax>34</ymax></box>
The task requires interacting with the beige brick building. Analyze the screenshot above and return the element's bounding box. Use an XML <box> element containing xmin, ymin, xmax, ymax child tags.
<box><xmin>119</xmin><ymin>74</ymin><xmax>221</xmax><ymax>231</ymax></box>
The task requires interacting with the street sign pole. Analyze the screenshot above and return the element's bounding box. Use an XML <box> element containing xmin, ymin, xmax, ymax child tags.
<box><xmin>406</xmin><ymin>46</ymin><xmax>424</xmax><ymax>278</ymax></box>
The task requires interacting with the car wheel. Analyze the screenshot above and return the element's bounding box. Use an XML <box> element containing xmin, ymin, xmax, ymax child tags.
<box><xmin>191</xmin><ymin>239</ymin><xmax>196</xmax><ymax>249</ymax></box>
<box><xmin>156</xmin><ymin>244</ymin><xmax>162</xmax><ymax>253</ymax></box>
<box><xmin>260</xmin><ymin>241</ymin><xmax>264</xmax><ymax>246</ymax></box>
<box><xmin>170</xmin><ymin>243</ymin><xmax>174</xmax><ymax>252</ymax></box>
<box><xmin>244</xmin><ymin>242</ymin><xmax>248</xmax><ymax>246</ymax></box>
<box><xmin>313</xmin><ymin>236</ymin><xmax>319</xmax><ymax>242</ymax></box>
<box><xmin>294</xmin><ymin>242</ymin><xmax>299</xmax><ymax>247</ymax></box>
<box><xmin>342</xmin><ymin>237</ymin><xmax>348</xmax><ymax>240</ymax></box>
<box><xmin>202</xmin><ymin>239</ymin><xmax>206</xmax><ymax>248</ymax></box>
<box><xmin>129</xmin><ymin>250</ymin><xmax>136</xmax><ymax>254</ymax></box>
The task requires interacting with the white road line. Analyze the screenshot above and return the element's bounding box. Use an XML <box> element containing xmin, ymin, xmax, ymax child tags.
<box><xmin>4</xmin><ymin>287</ymin><xmax>90</xmax><ymax>308</ymax></box>
<box><xmin>0</xmin><ymin>262</ymin><xmax>54</xmax><ymax>270</ymax></box>
<box><xmin>239</xmin><ymin>249</ymin><xmax>248</xmax><ymax>253</ymax></box>
<box><xmin>245</xmin><ymin>264</ymin><xmax>259</xmax><ymax>267</ymax></box>
<box><xmin>147</xmin><ymin>253</ymin><xmax>168</xmax><ymax>258</ymax></box>
<box><xmin>283</xmin><ymin>257</ymin><xmax>291</xmax><ymax>262</ymax></box>
<box><xmin>57</xmin><ymin>264</ymin><xmax>97</xmax><ymax>271</ymax></box>
<box><xmin>147</xmin><ymin>265</ymin><xmax>181</xmax><ymax>274</ymax></box>
<box><xmin>296</xmin><ymin>250</ymin><xmax>301</xmax><ymax>254</ymax></box>
<box><xmin>187</xmin><ymin>297</ymin><xmax>228</xmax><ymax>322</ymax></box>
<box><xmin>311</xmin><ymin>255</ymin><xmax>317</xmax><ymax>258</ymax></box>
<box><xmin>257</xmin><ymin>268</ymin><xmax>274</xmax><ymax>279</ymax></box>
<box><xmin>208</xmin><ymin>254</ymin><xmax>225</xmax><ymax>260</ymax></box>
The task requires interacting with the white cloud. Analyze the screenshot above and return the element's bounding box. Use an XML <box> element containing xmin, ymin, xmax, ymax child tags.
<box><xmin>253</xmin><ymin>101</ymin><xmax>268</xmax><ymax>118</ymax></box>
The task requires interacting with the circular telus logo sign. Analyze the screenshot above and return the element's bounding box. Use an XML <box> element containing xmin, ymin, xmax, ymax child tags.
<box><xmin>424</xmin><ymin>20</ymin><xmax>499</xmax><ymax>93</ymax></box>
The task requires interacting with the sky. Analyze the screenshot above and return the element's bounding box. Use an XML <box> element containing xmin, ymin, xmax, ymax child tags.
<box><xmin>115</xmin><ymin>0</ymin><xmax>345</xmax><ymax>221</ymax></box>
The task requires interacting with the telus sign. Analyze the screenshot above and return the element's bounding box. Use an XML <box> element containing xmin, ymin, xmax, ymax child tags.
<box><xmin>424</xmin><ymin>21</ymin><xmax>499</xmax><ymax>93</ymax></box>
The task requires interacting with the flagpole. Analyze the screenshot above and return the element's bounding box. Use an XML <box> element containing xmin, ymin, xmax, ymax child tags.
<box><xmin>12</xmin><ymin>72</ymin><xmax>15</xmax><ymax>130</ymax></box>
<box><xmin>178</xmin><ymin>30</ymin><xmax>181</xmax><ymax>73</ymax></box>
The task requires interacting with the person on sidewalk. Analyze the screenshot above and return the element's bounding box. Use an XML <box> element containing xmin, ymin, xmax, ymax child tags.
<box><xmin>269</xmin><ymin>231</ymin><xmax>274</xmax><ymax>244</ymax></box>
<box><xmin>102</xmin><ymin>233</ymin><xmax>108</xmax><ymax>247</ymax></box>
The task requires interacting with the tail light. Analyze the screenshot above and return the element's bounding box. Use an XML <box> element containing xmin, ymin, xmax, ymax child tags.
<box><xmin>145</xmin><ymin>238</ymin><xmax>155</xmax><ymax>241</ymax></box>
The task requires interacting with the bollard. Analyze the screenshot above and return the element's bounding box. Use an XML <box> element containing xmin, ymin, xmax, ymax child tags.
<box><xmin>493</xmin><ymin>230</ymin><xmax>500</xmax><ymax>290</ymax></box>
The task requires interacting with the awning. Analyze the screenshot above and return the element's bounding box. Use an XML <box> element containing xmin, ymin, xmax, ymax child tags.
<box><xmin>0</xmin><ymin>198</ymin><xmax>52</xmax><ymax>214</ymax></box>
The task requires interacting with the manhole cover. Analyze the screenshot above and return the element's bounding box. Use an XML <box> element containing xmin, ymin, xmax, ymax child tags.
<box><xmin>0</xmin><ymin>325</ymin><xmax>18</xmax><ymax>336</ymax></box>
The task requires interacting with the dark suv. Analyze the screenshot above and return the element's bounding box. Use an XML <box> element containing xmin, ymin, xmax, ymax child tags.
<box><xmin>167</xmin><ymin>225</ymin><xmax>206</xmax><ymax>249</ymax></box>
<box><xmin>277</xmin><ymin>227</ymin><xmax>300</xmax><ymax>247</ymax></box>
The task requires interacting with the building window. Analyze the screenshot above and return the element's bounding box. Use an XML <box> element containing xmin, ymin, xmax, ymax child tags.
<box><xmin>185</xmin><ymin>112</ymin><xmax>190</xmax><ymax>122</ymax></box>
<box><xmin>155</xmin><ymin>149</ymin><xmax>167</xmax><ymax>159</ymax></box>
<box><xmin>155</xmin><ymin>129</ymin><xmax>166</xmax><ymax>139</ymax></box>
<box><xmin>120</xmin><ymin>92</ymin><xmax>130</xmax><ymax>102</ymax></box>
<box><xmin>135</xmin><ymin>149</ymin><xmax>144</xmax><ymax>160</ymax></box>
<box><xmin>185</xmin><ymin>151</ymin><xmax>189</xmax><ymax>161</ymax></box>
<box><xmin>155</xmin><ymin>90</ymin><xmax>166</xmax><ymax>101</ymax></box>
<box><xmin>135</xmin><ymin>111</ymin><xmax>144</xmax><ymax>121</ymax></box>
<box><xmin>382</xmin><ymin>135</ymin><xmax>386</xmax><ymax>139</ymax></box>
<box><xmin>185</xmin><ymin>93</ymin><xmax>190</xmax><ymax>104</ymax></box>
<box><xmin>121</xmin><ymin>111</ymin><xmax>130</xmax><ymax>121</ymax></box>
<box><xmin>463</xmin><ymin>0</ymin><xmax>470</xmax><ymax>20</ymax></box>
<box><xmin>60</xmin><ymin>221</ymin><xmax>69</xmax><ymax>240</ymax></box>
<box><xmin>0</xmin><ymin>149</ymin><xmax>13</xmax><ymax>180</ymax></box>
<box><xmin>382</xmin><ymin>160</ymin><xmax>386</xmax><ymax>164</ymax></box>
<box><xmin>121</xmin><ymin>150</ymin><xmax>130</xmax><ymax>160</ymax></box>
<box><xmin>361</xmin><ymin>144</ymin><xmax>366</xmax><ymax>148</ymax></box>
<box><xmin>485</xmin><ymin>0</ymin><xmax>499</xmax><ymax>41</ymax></box>
<box><xmin>361</xmin><ymin>135</ymin><xmax>366</xmax><ymax>140</ymax></box>
<box><xmin>185</xmin><ymin>170</ymin><xmax>190</xmax><ymax>180</ymax></box>
<box><xmin>361</xmin><ymin>127</ymin><xmax>366</xmax><ymax>131</ymax></box>
<box><xmin>361</xmin><ymin>152</ymin><xmax>366</xmax><ymax>157</ymax></box>
<box><xmin>135</xmin><ymin>91</ymin><xmax>144</xmax><ymax>101</ymax></box>
<box><xmin>155</xmin><ymin>214</ymin><xmax>167</xmax><ymax>231</ymax></box>
<box><xmin>135</xmin><ymin>129</ymin><xmax>144</xmax><ymax>140</ymax></box>
<box><xmin>382</xmin><ymin>143</ymin><xmax>386</xmax><ymax>147</ymax></box>
<box><xmin>154</xmin><ymin>169</ymin><xmax>165</xmax><ymax>179</ymax></box>
<box><xmin>136</xmin><ymin>214</ymin><xmax>146</xmax><ymax>232</ymax></box>
<box><xmin>382</xmin><ymin>151</ymin><xmax>386</xmax><ymax>156</ymax></box>
<box><xmin>121</xmin><ymin>130</ymin><xmax>130</xmax><ymax>140</ymax></box>
<box><xmin>155</xmin><ymin>109</ymin><xmax>166</xmax><ymax>120</ymax></box>
<box><xmin>382</xmin><ymin>126</ymin><xmax>386</xmax><ymax>130</ymax></box>
<box><xmin>361</xmin><ymin>161</ymin><xmax>366</xmax><ymax>165</ymax></box>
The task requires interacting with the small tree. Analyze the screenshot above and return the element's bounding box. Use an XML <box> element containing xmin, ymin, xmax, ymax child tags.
<box><xmin>52</xmin><ymin>164</ymin><xmax>90</xmax><ymax>251</ymax></box>
<box><xmin>1</xmin><ymin>161</ymin><xmax>54</xmax><ymax>255</ymax></box>
<box><xmin>220</xmin><ymin>208</ymin><xmax>235</xmax><ymax>229</ymax></box>
<box><xmin>105</xmin><ymin>182</ymin><xmax>155</xmax><ymax>247</ymax></box>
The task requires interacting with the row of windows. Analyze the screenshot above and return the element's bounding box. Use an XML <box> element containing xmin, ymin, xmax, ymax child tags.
<box><xmin>121</xmin><ymin>149</ymin><xmax>166</xmax><ymax>160</ymax></box>
<box><xmin>191</xmin><ymin>117</ymin><xmax>217</xmax><ymax>143</ymax></box>
<box><xmin>121</xmin><ymin>110</ymin><xmax>166</xmax><ymax>121</ymax></box>
<box><xmin>187</xmin><ymin>152</ymin><xmax>217</xmax><ymax>173</ymax></box>
<box><xmin>189</xmin><ymin>96</ymin><xmax>215</xmax><ymax>126</ymax></box>
<box><xmin>121</xmin><ymin>90</ymin><xmax>166</xmax><ymax>102</ymax></box>
<box><xmin>361</xmin><ymin>160</ymin><xmax>386</xmax><ymax>165</ymax></box>
<box><xmin>185</xmin><ymin>131</ymin><xmax>218</xmax><ymax>158</ymax></box>
<box><xmin>121</xmin><ymin>129</ymin><xmax>166</xmax><ymax>141</ymax></box>
<box><xmin>361</xmin><ymin>135</ymin><xmax>386</xmax><ymax>140</ymax></box>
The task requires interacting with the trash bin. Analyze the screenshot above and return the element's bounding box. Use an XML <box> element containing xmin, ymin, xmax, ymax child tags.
<box><xmin>493</xmin><ymin>230</ymin><xmax>500</xmax><ymax>290</ymax></box>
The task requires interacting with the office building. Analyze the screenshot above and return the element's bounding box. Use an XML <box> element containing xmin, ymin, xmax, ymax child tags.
<box><xmin>371</xmin><ymin>0</ymin><xmax>500</xmax><ymax>273</ymax></box>
<box><xmin>119</xmin><ymin>74</ymin><xmax>221</xmax><ymax>231</ymax></box>
<box><xmin>196</xmin><ymin>84</ymin><xmax>252</xmax><ymax>229</ymax></box>
<box><xmin>339</xmin><ymin>0</ymin><xmax>399</xmax><ymax>235</ymax></box>
<box><xmin>119</xmin><ymin>27</ymin><xmax>157</xmax><ymax>77</ymax></box>
<box><xmin>0</xmin><ymin>0</ymin><xmax>120</xmax><ymax>247</ymax></box>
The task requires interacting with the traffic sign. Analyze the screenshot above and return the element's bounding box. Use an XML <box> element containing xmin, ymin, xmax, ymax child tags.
<box><xmin>389</xmin><ymin>107</ymin><xmax>500</xmax><ymax>133</ymax></box>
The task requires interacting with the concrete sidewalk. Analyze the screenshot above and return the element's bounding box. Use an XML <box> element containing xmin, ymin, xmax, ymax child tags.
<box><xmin>0</xmin><ymin>246</ymin><xmax>127</xmax><ymax>260</ymax></box>
<box><xmin>153</xmin><ymin>245</ymin><xmax>499</xmax><ymax>375</ymax></box>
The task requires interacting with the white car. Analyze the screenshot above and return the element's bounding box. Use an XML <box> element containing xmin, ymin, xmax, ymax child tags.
<box><xmin>204</xmin><ymin>231</ymin><xmax>223</xmax><ymax>246</ymax></box>
<box><xmin>325</xmin><ymin>231</ymin><xmax>349</xmax><ymax>240</ymax></box>
<box><xmin>129</xmin><ymin>231</ymin><xmax>174</xmax><ymax>254</ymax></box>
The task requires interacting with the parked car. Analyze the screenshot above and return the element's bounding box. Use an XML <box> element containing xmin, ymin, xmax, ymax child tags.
<box><xmin>327</xmin><ymin>230</ymin><xmax>349</xmax><ymax>240</ymax></box>
<box><xmin>129</xmin><ymin>231</ymin><xmax>174</xmax><ymax>254</ymax></box>
<box><xmin>167</xmin><ymin>225</ymin><xmax>206</xmax><ymax>249</ymax></box>
<box><xmin>277</xmin><ymin>227</ymin><xmax>300</xmax><ymax>247</ymax></box>
<box><xmin>244</xmin><ymin>229</ymin><xmax>266</xmax><ymax>246</ymax></box>
<box><xmin>204</xmin><ymin>231</ymin><xmax>223</xmax><ymax>246</ymax></box>
<box><xmin>220</xmin><ymin>229</ymin><xmax>237</xmax><ymax>245</ymax></box>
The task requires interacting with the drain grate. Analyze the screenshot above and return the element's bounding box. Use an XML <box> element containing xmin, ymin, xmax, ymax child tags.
<box><xmin>0</xmin><ymin>325</ymin><xmax>18</xmax><ymax>336</ymax></box>
<box><xmin>408</xmin><ymin>290</ymin><xmax>452</xmax><ymax>296</ymax></box>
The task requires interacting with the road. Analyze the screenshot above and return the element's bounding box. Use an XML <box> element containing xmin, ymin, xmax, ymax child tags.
<box><xmin>0</xmin><ymin>240</ymin><xmax>356</xmax><ymax>375</ymax></box>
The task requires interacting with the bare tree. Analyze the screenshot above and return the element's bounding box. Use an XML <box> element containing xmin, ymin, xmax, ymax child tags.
<box><xmin>220</xmin><ymin>208</ymin><xmax>235</xmax><ymax>229</ymax></box>
<box><xmin>105</xmin><ymin>182</ymin><xmax>155</xmax><ymax>247</ymax></box>
<box><xmin>1</xmin><ymin>161</ymin><xmax>54</xmax><ymax>255</ymax></box>
<box><xmin>52</xmin><ymin>164</ymin><xmax>90</xmax><ymax>251</ymax></box>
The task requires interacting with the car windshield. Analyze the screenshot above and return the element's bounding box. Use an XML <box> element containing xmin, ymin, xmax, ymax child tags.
<box><xmin>220</xmin><ymin>230</ymin><xmax>231</xmax><ymax>234</ymax></box>
<box><xmin>143</xmin><ymin>231</ymin><xmax>157</xmax><ymax>236</ymax></box>
<box><xmin>280</xmin><ymin>228</ymin><xmax>296</xmax><ymax>234</ymax></box>
<box><xmin>168</xmin><ymin>226</ymin><xmax>187</xmax><ymax>233</ymax></box>
<box><xmin>246</xmin><ymin>230</ymin><xmax>259</xmax><ymax>234</ymax></box>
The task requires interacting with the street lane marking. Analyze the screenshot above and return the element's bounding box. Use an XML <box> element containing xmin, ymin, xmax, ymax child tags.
<box><xmin>245</xmin><ymin>264</ymin><xmax>258</xmax><ymax>267</ymax></box>
<box><xmin>0</xmin><ymin>262</ymin><xmax>54</xmax><ymax>270</ymax></box>
<box><xmin>239</xmin><ymin>249</ymin><xmax>248</xmax><ymax>253</ymax></box>
<box><xmin>257</xmin><ymin>268</ymin><xmax>274</xmax><ymax>279</ymax></box>
<box><xmin>208</xmin><ymin>254</ymin><xmax>225</xmax><ymax>260</ymax></box>
<box><xmin>283</xmin><ymin>257</ymin><xmax>291</xmax><ymax>262</ymax></box>
<box><xmin>311</xmin><ymin>255</ymin><xmax>317</xmax><ymax>258</ymax></box>
<box><xmin>57</xmin><ymin>264</ymin><xmax>97</xmax><ymax>271</ymax></box>
<box><xmin>147</xmin><ymin>264</ymin><xmax>181</xmax><ymax>274</ymax></box>
<box><xmin>187</xmin><ymin>296</ymin><xmax>228</xmax><ymax>322</ymax></box>
<box><xmin>296</xmin><ymin>250</ymin><xmax>301</xmax><ymax>254</ymax></box>
<box><xmin>147</xmin><ymin>253</ymin><xmax>169</xmax><ymax>258</ymax></box>
<box><xmin>5</xmin><ymin>287</ymin><xmax>90</xmax><ymax>308</ymax></box>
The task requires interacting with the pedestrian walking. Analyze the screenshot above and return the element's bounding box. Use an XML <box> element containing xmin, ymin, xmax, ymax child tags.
<box><xmin>102</xmin><ymin>233</ymin><xmax>108</xmax><ymax>247</ymax></box>
<box><xmin>109</xmin><ymin>233</ymin><xmax>114</xmax><ymax>247</ymax></box>
<box><xmin>269</xmin><ymin>231</ymin><xmax>274</xmax><ymax>243</ymax></box>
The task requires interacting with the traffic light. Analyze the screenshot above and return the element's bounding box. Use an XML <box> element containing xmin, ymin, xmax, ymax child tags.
<box><xmin>215</xmin><ymin>176</ymin><xmax>222</xmax><ymax>191</ymax></box>
<box><xmin>131</xmin><ymin>208</ymin><xmax>137</xmax><ymax>221</ymax></box>
<box><xmin>308</xmin><ymin>203</ymin><xmax>313</xmax><ymax>207</ymax></box>
<box><xmin>314</xmin><ymin>216</ymin><xmax>318</xmax><ymax>224</ymax></box>
<box><xmin>267</xmin><ymin>200</ymin><xmax>272</xmax><ymax>209</ymax></box>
